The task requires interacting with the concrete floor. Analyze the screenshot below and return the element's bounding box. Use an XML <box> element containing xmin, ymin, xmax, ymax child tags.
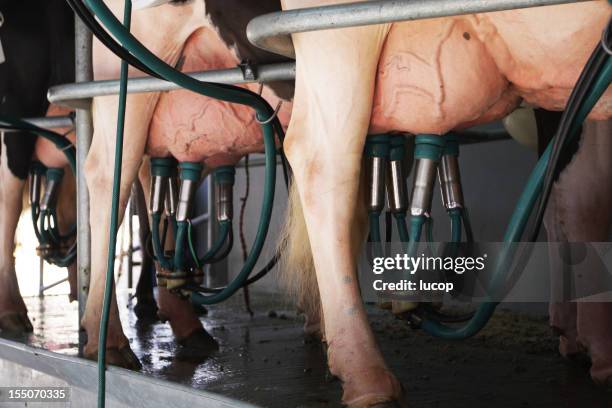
<box><xmin>1</xmin><ymin>292</ymin><xmax>610</xmax><ymax>408</ymax></box>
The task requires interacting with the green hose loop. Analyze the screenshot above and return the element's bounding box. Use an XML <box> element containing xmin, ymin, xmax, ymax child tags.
<box><xmin>191</xmin><ymin>123</ymin><xmax>276</xmax><ymax>305</ymax></box>
<box><xmin>98</xmin><ymin>2</ymin><xmax>132</xmax><ymax>406</ymax></box>
<box><xmin>420</xmin><ymin>56</ymin><xmax>611</xmax><ymax>339</ymax></box>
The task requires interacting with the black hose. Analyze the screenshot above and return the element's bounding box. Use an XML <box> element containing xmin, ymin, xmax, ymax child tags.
<box><xmin>529</xmin><ymin>22</ymin><xmax>610</xmax><ymax>241</ymax></box>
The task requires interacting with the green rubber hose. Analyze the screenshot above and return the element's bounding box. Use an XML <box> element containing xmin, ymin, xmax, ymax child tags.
<box><xmin>394</xmin><ymin>213</ymin><xmax>410</xmax><ymax>243</ymax></box>
<box><xmin>150</xmin><ymin>212</ymin><xmax>174</xmax><ymax>270</ymax></box>
<box><xmin>98</xmin><ymin>2</ymin><xmax>131</xmax><ymax>407</ymax></box>
<box><xmin>449</xmin><ymin>208</ymin><xmax>463</xmax><ymax>243</ymax></box>
<box><xmin>187</xmin><ymin>220</ymin><xmax>232</xmax><ymax>267</ymax></box>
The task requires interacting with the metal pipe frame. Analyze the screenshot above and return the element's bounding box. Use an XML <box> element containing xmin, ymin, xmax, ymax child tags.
<box><xmin>246</xmin><ymin>0</ymin><xmax>587</xmax><ymax>58</ymax></box>
<box><xmin>74</xmin><ymin>16</ymin><xmax>93</xmax><ymax>357</ymax></box>
<box><xmin>48</xmin><ymin>62</ymin><xmax>296</xmax><ymax>109</ymax></box>
<box><xmin>0</xmin><ymin>116</ymin><xmax>74</xmax><ymax>133</ymax></box>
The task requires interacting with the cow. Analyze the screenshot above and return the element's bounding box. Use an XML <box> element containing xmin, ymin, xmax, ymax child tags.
<box><xmin>82</xmin><ymin>0</ymin><xmax>611</xmax><ymax>405</ymax></box>
<box><xmin>83</xmin><ymin>0</ymin><xmax>293</xmax><ymax>367</ymax></box>
<box><xmin>278</xmin><ymin>0</ymin><xmax>611</xmax><ymax>405</ymax></box>
<box><xmin>0</xmin><ymin>0</ymin><xmax>75</xmax><ymax>334</ymax></box>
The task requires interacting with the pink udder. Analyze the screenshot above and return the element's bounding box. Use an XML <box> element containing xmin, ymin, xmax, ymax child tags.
<box><xmin>148</xmin><ymin>26</ymin><xmax>291</xmax><ymax>168</ymax></box>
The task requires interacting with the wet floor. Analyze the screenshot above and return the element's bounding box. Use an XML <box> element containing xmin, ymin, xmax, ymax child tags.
<box><xmin>5</xmin><ymin>292</ymin><xmax>612</xmax><ymax>408</ymax></box>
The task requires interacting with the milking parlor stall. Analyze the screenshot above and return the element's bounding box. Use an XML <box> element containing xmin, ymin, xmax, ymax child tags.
<box><xmin>0</xmin><ymin>0</ymin><xmax>611</xmax><ymax>406</ymax></box>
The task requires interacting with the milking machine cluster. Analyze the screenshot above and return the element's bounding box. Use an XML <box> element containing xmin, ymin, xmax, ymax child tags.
<box><xmin>29</xmin><ymin>163</ymin><xmax>76</xmax><ymax>267</ymax></box>
<box><xmin>0</xmin><ymin>116</ymin><xmax>77</xmax><ymax>267</ymax></box>
<box><xmin>148</xmin><ymin>158</ymin><xmax>237</xmax><ymax>292</ymax></box>
<box><xmin>364</xmin><ymin>133</ymin><xmax>475</xmax><ymax>322</ymax></box>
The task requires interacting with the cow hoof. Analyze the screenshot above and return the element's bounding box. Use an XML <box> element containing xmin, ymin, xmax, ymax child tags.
<box><xmin>134</xmin><ymin>299</ymin><xmax>159</xmax><ymax>321</ymax></box>
<box><xmin>85</xmin><ymin>345</ymin><xmax>142</xmax><ymax>371</ymax></box>
<box><xmin>107</xmin><ymin>345</ymin><xmax>143</xmax><ymax>370</ymax></box>
<box><xmin>0</xmin><ymin>312</ymin><xmax>33</xmax><ymax>335</ymax></box>
<box><xmin>176</xmin><ymin>328</ymin><xmax>219</xmax><ymax>358</ymax></box>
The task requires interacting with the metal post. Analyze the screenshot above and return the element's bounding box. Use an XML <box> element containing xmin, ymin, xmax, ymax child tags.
<box><xmin>74</xmin><ymin>16</ymin><xmax>93</xmax><ymax>356</ymax></box>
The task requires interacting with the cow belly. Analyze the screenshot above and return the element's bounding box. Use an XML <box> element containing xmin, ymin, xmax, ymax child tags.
<box><xmin>370</xmin><ymin>16</ymin><xmax>516</xmax><ymax>134</ymax></box>
<box><xmin>148</xmin><ymin>27</ymin><xmax>291</xmax><ymax>168</ymax></box>
<box><xmin>369</xmin><ymin>2</ymin><xmax>610</xmax><ymax>135</ymax></box>
<box><xmin>482</xmin><ymin>1</ymin><xmax>611</xmax><ymax>118</ymax></box>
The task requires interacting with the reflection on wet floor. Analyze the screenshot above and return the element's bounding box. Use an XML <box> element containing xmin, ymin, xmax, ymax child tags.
<box><xmin>6</xmin><ymin>292</ymin><xmax>612</xmax><ymax>408</ymax></box>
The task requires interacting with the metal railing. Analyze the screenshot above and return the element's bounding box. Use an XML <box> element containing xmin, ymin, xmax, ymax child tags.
<box><xmin>48</xmin><ymin>62</ymin><xmax>295</xmax><ymax>108</ymax></box>
<box><xmin>246</xmin><ymin>0</ymin><xmax>587</xmax><ymax>58</ymax></box>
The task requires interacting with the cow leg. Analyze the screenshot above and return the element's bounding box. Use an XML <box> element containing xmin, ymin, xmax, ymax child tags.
<box><xmin>81</xmin><ymin>93</ymin><xmax>158</xmax><ymax>370</ymax></box>
<box><xmin>546</xmin><ymin>119</ymin><xmax>612</xmax><ymax>386</ymax></box>
<box><xmin>283</xmin><ymin>12</ymin><xmax>402</xmax><ymax>406</ymax></box>
<box><xmin>0</xmin><ymin>136</ymin><xmax>32</xmax><ymax>334</ymax></box>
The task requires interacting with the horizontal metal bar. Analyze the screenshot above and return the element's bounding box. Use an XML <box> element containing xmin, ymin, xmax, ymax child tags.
<box><xmin>246</xmin><ymin>0</ymin><xmax>587</xmax><ymax>58</ymax></box>
<box><xmin>40</xmin><ymin>277</ymin><xmax>69</xmax><ymax>293</ymax></box>
<box><xmin>48</xmin><ymin>62</ymin><xmax>296</xmax><ymax>109</ymax></box>
<box><xmin>1</xmin><ymin>115</ymin><xmax>74</xmax><ymax>132</ymax></box>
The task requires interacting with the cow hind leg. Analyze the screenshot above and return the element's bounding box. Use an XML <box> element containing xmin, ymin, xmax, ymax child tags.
<box><xmin>81</xmin><ymin>94</ymin><xmax>157</xmax><ymax>370</ymax></box>
<box><xmin>282</xmin><ymin>11</ymin><xmax>403</xmax><ymax>406</ymax></box>
<box><xmin>546</xmin><ymin>119</ymin><xmax>612</xmax><ymax>387</ymax></box>
<box><xmin>0</xmin><ymin>136</ymin><xmax>32</xmax><ymax>334</ymax></box>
